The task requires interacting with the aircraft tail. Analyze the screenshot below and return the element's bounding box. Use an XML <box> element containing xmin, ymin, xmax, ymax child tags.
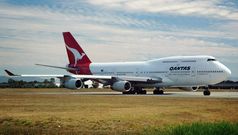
<box><xmin>63</xmin><ymin>32</ymin><xmax>91</xmax><ymax>67</ymax></box>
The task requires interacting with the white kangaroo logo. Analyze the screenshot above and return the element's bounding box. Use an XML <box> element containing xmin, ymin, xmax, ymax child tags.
<box><xmin>65</xmin><ymin>44</ymin><xmax>85</xmax><ymax>67</ymax></box>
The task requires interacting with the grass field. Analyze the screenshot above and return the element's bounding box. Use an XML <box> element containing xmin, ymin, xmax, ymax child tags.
<box><xmin>0</xmin><ymin>88</ymin><xmax>238</xmax><ymax>134</ymax></box>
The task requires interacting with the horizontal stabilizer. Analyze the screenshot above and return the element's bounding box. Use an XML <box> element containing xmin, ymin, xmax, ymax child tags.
<box><xmin>36</xmin><ymin>64</ymin><xmax>77</xmax><ymax>71</ymax></box>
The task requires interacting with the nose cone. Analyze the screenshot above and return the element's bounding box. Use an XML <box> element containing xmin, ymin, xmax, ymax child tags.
<box><xmin>220</xmin><ymin>63</ymin><xmax>231</xmax><ymax>79</ymax></box>
<box><xmin>216</xmin><ymin>61</ymin><xmax>231</xmax><ymax>80</ymax></box>
<box><xmin>224</xmin><ymin>66</ymin><xmax>231</xmax><ymax>78</ymax></box>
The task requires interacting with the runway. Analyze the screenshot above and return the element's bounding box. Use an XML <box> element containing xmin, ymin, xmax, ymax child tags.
<box><xmin>19</xmin><ymin>91</ymin><xmax>238</xmax><ymax>98</ymax></box>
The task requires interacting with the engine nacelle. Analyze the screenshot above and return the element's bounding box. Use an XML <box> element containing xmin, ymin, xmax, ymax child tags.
<box><xmin>179</xmin><ymin>86</ymin><xmax>199</xmax><ymax>91</ymax></box>
<box><xmin>111</xmin><ymin>81</ymin><xmax>131</xmax><ymax>92</ymax></box>
<box><xmin>64</xmin><ymin>79</ymin><xmax>83</xmax><ymax>89</ymax></box>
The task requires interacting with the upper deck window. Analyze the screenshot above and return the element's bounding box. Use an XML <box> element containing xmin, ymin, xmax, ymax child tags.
<box><xmin>207</xmin><ymin>58</ymin><xmax>216</xmax><ymax>61</ymax></box>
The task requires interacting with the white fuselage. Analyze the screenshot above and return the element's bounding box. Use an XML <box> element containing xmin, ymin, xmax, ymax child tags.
<box><xmin>89</xmin><ymin>55</ymin><xmax>231</xmax><ymax>87</ymax></box>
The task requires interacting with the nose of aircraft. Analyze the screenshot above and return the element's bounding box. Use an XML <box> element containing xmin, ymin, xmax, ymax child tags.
<box><xmin>223</xmin><ymin>65</ymin><xmax>231</xmax><ymax>78</ymax></box>
<box><xmin>225</xmin><ymin>67</ymin><xmax>231</xmax><ymax>76</ymax></box>
<box><xmin>216</xmin><ymin>61</ymin><xmax>231</xmax><ymax>80</ymax></box>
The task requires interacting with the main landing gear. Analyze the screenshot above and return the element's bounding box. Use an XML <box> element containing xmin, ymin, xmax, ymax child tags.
<box><xmin>122</xmin><ymin>87</ymin><xmax>147</xmax><ymax>94</ymax></box>
<box><xmin>122</xmin><ymin>87</ymin><xmax>165</xmax><ymax>95</ymax></box>
<box><xmin>203</xmin><ymin>87</ymin><xmax>211</xmax><ymax>96</ymax></box>
<box><xmin>153</xmin><ymin>87</ymin><xmax>164</xmax><ymax>95</ymax></box>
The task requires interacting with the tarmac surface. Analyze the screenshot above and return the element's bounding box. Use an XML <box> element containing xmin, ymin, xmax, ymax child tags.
<box><xmin>19</xmin><ymin>91</ymin><xmax>238</xmax><ymax>98</ymax></box>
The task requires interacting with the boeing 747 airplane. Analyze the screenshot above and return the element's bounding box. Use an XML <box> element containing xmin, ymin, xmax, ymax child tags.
<box><xmin>5</xmin><ymin>32</ymin><xmax>231</xmax><ymax>96</ymax></box>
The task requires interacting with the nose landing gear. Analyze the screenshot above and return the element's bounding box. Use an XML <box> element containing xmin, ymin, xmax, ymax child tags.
<box><xmin>203</xmin><ymin>87</ymin><xmax>210</xmax><ymax>96</ymax></box>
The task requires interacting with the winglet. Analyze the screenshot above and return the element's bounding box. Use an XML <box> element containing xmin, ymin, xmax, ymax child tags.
<box><xmin>4</xmin><ymin>70</ymin><xmax>18</xmax><ymax>76</ymax></box>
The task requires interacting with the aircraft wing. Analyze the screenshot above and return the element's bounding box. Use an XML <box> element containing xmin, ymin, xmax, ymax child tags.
<box><xmin>4</xmin><ymin>70</ymin><xmax>112</xmax><ymax>79</ymax></box>
<box><xmin>4</xmin><ymin>70</ymin><xmax>162</xmax><ymax>83</ymax></box>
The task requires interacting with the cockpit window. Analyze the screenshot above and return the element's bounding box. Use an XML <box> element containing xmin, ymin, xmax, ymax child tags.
<box><xmin>207</xmin><ymin>58</ymin><xmax>216</xmax><ymax>61</ymax></box>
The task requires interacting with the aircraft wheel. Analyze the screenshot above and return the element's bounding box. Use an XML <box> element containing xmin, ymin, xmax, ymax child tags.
<box><xmin>133</xmin><ymin>87</ymin><xmax>146</xmax><ymax>94</ymax></box>
<box><xmin>137</xmin><ymin>90</ymin><xmax>147</xmax><ymax>94</ymax></box>
<box><xmin>203</xmin><ymin>90</ymin><xmax>210</xmax><ymax>96</ymax></box>
<box><xmin>159</xmin><ymin>90</ymin><xmax>164</xmax><ymax>94</ymax></box>
<box><xmin>153</xmin><ymin>89</ymin><xmax>164</xmax><ymax>95</ymax></box>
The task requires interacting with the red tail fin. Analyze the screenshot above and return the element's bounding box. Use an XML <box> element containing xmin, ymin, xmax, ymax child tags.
<box><xmin>63</xmin><ymin>32</ymin><xmax>91</xmax><ymax>67</ymax></box>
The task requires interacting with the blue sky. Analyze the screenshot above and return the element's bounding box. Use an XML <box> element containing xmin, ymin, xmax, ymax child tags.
<box><xmin>0</xmin><ymin>0</ymin><xmax>238</xmax><ymax>79</ymax></box>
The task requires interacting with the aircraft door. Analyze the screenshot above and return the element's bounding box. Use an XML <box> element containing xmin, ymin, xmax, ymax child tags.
<box><xmin>191</xmin><ymin>67</ymin><xmax>196</xmax><ymax>77</ymax></box>
<box><xmin>190</xmin><ymin>65</ymin><xmax>197</xmax><ymax>83</ymax></box>
<box><xmin>135</xmin><ymin>68</ymin><xmax>140</xmax><ymax>76</ymax></box>
<box><xmin>168</xmin><ymin>64</ymin><xmax>179</xmax><ymax>83</ymax></box>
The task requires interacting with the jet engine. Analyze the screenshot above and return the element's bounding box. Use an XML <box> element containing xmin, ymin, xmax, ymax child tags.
<box><xmin>111</xmin><ymin>81</ymin><xmax>131</xmax><ymax>92</ymax></box>
<box><xmin>64</xmin><ymin>79</ymin><xmax>83</xmax><ymax>89</ymax></box>
<box><xmin>179</xmin><ymin>86</ymin><xmax>199</xmax><ymax>91</ymax></box>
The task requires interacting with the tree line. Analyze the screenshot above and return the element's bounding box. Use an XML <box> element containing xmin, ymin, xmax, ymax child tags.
<box><xmin>0</xmin><ymin>78</ymin><xmax>58</xmax><ymax>88</ymax></box>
